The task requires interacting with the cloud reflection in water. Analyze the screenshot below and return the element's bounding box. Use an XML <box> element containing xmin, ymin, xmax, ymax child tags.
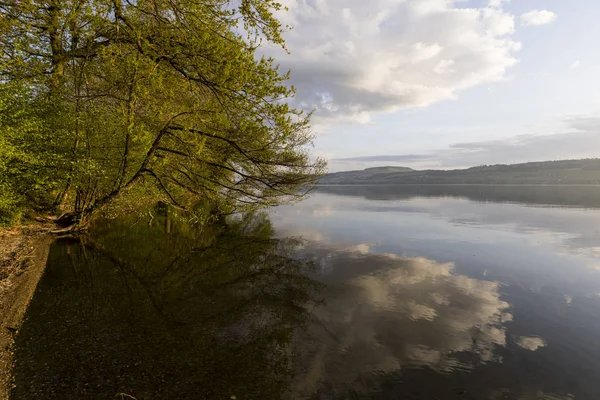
<box><xmin>295</xmin><ymin>246</ymin><xmax>515</xmax><ymax>396</ymax></box>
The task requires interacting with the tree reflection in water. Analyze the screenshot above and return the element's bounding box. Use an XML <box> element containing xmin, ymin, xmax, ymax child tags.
<box><xmin>12</xmin><ymin>208</ymin><xmax>321</xmax><ymax>400</ymax></box>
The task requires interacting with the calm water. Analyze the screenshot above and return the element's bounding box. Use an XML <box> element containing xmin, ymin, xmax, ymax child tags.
<box><xmin>13</xmin><ymin>186</ymin><xmax>600</xmax><ymax>399</ymax></box>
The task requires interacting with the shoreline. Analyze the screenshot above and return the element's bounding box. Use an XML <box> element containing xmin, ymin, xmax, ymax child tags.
<box><xmin>0</xmin><ymin>227</ymin><xmax>53</xmax><ymax>400</ymax></box>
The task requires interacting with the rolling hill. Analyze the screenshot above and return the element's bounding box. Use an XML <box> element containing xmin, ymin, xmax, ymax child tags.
<box><xmin>320</xmin><ymin>159</ymin><xmax>600</xmax><ymax>185</ymax></box>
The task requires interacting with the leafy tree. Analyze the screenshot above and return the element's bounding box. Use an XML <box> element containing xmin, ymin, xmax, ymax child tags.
<box><xmin>0</xmin><ymin>81</ymin><xmax>70</xmax><ymax>223</ymax></box>
<box><xmin>0</xmin><ymin>0</ymin><xmax>324</xmax><ymax>225</ymax></box>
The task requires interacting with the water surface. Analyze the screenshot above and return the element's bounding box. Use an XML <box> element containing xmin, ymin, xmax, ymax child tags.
<box><xmin>13</xmin><ymin>212</ymin><xmax>319</xmax><ymax>399</ymax></box>
<box><xmin>14</xmin><ymin>185</ymin><xmax>600</xmax><ymax>399</ymax></box>
<box><xmin>269</xmin><ymin>185</ymin><xmax>600</xmax><ymax>400</ymax></box>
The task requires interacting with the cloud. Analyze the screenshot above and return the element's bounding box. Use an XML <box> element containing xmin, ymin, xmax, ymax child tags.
<box><xmin>440</xmin><ymin>116</ymin><xmax>600</xmax><ymax>166</ymax></box>
<box><xmin>488</xmin><ymin>0</ymin><xmax>511</xmax><ymax>8</ymax></box>
<box><xmin>331</xmin><ymin>114</ymin><xmax>600</xmax><ymax>170</ymax></box>
<box><xmin>520</xmin><ymin>10</ymin><xmax>557</xmax><ymax>27</ymax></box>
<box><xmin>268</xmin><ymin>0</ymin><xmax>521</xmax><ymax>123</ymax></box>
<box><xmin>570</xmin><ymin>60</ymin><xmax>581</xmax><ymax>70</ymax></box>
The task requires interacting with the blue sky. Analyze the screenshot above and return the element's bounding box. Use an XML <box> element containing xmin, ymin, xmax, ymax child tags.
<box><xmin>266</xmin><ymin>0</ymin><xmax>600</xmax><ymax>171</ymax></box>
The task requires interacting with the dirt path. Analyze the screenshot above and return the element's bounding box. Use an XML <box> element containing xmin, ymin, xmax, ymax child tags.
<box><xmin>0</xmin><ymin>227</ymin><xmax>53</xmax><ymax>400</ymax></box>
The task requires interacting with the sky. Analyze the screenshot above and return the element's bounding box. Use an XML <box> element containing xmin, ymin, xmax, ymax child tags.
<box><xmin>263</xmin><ymin>0</ymin><xmax>600</xmax><ymax>172</ymax></box>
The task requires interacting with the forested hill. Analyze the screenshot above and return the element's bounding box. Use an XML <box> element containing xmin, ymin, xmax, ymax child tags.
<box><xmin>321</xmin><ymin>159</ymin><xmax>600</xmax><ymax>185</ymax></box>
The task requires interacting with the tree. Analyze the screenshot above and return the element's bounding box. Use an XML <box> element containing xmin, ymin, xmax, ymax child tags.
<box><xmin>0</xmin><ymin>0</ymin><xmax>324</xmax><ymax>225</ymax></box>
<box><xmin>0</xmin><ymin>81</ymin><xmax>71</xmax><ymax>224</ymax></box>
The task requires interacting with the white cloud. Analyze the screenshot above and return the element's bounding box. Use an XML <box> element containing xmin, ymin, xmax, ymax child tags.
<box><xmin>520</xmin><ymin>10</ymin><xmax>557</xmax><ymax>27</ymax></box>
<box><xmin>269</xmin><ymin>0</ymin><xmax>521</xmax><ymax>124</ymax></box>
<box><xmin>570</xmin><ymin>60</ymin><xmax>581</xmax><ymax>70</ymax></box>
<box><xmin>488</xmin><ymin>0</ymin><xmax>510</xmax><ymax>8</ymax></box>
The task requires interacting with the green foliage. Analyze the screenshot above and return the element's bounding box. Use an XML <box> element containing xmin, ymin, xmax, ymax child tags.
<box><xmin>0</xmin><ymin>0</ymin><xmax>325</xmax><ymax>223</ymax></box>
<box><xmin>0</xmin><ymin>82</ymin><xmax>70</xmax><ymax>224</ymax></box>
<box><xmin>0</xmin><ymin>83</ymin><xmax>28</xmax><ymax>224</ymax></box>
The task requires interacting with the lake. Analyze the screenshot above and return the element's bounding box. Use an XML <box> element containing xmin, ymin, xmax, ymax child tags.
<box><xmin>12</xmin><ymin>185</ymin><xmax>600</xmax><ymax>399</ymax></box>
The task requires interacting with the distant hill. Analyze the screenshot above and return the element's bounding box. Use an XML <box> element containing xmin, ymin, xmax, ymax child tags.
<box><xmin>320</xmin><ymin>159</ymin><xmax>600</xmax><ymax>185</ymax></box>
<box><xmin>322</xmin><ymin>166</ymin><xmax>414</xmax><ymax>184</ymax></box>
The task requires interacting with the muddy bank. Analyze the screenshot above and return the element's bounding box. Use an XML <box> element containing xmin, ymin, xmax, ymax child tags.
<box><xmin>0</xmin><ymin>228</ymin><xmax>53</xmax><ymax>400</ymax></box>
